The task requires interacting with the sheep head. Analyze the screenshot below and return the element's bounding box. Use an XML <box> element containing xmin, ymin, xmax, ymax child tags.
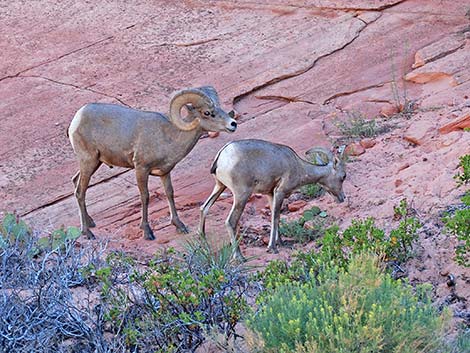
<box><xmin>169</xmin><ymin>86</ymin><xmax>237</xmax><ymax>133</ymax></box>
<box><xmin>305</xmin><ymin>146</ymin><xmax>347</xmax><ymax>203</ymax></box>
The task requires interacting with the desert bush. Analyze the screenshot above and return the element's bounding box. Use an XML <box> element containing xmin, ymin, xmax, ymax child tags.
<box><xmin>0</xmin><ymin>214</ymin><xmax>109</xmax><ymax>353</ymax></box>
<box><xmin>0</xmin><ymin>215</ymin><xmax>251</xmax><ymax>353</ymax></box>
<box><xmin>248</xmin><ymin>253</ymin><xmax>451</xmax><ymax>353</ymax></box>
<box><xmin>444</xmin><ymin>154</ymin><xmax>470</xmax><ymax>266</ymax></box>
<box><xmin>92</xmin><ymin>235</ymin><xmax>250</xmax><ymax>352</ymax></box>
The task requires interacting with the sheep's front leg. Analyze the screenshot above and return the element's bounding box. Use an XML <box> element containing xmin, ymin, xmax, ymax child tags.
<box><xmin>161</xmin><ymin>173</ymin><xmax>189</xmax><ymax>234</ymax></box>
<box><xmin>267</xmin><ymin>190</ymin><xmax>285</xmax><ymax>253</ymax></box>
<box><xmin>136</xmin><ymin>168</ymin><xmax>155</xmax><ymax>240</ymax></box>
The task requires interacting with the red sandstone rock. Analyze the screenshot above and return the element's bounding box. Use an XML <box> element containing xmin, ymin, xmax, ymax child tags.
<box><xmin>398</xmin><ymin>163</ymin><xmax>410</xmax><ymax>172</ymax></box>
<box><xmin>288</xmin><ymin>200</ymin><xmax>307</xmax><ymax>212</ymax></box>
<box><xmin>403</xmin><ymin>120</ymin><xmax>434</xmax><ymax>145</ymax></box>
<box><xmin>406</xmin><ymin>44</ymin><xmax>470</xmax><ymax>85</ymax></box>
<box><xmin>359</xmin><ymin>138</ymin><xmax>376</xmax><ymax>149</ymax></box>
<box><xmin>380</xmin><ymin>104</ymin><xmax>401</xmax><ymax>117</ymax></box>
<box><xmin>345</xmin><ymin>143</ymin><xmax>366</xmax><ymax>156</ymax></box>
<box><xmin>438</xmin><ymin>114</ymin><xmax>470</xmax><ymax>134</ymax></box>
<box><xmin>412</xmin><ymin>33</ymin><xmax>465</xmax><ymax>69</ymax></box>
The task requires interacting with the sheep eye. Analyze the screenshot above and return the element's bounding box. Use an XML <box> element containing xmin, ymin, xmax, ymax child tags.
<box><xmin>204</xmin><ymin>111</ymin><xmax>211</xmax><ymax>116</ymax></box>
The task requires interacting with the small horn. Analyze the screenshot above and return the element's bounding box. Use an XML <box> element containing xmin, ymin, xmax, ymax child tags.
<box><xmin>305</xmin><ymin>147</ymin><xmax>333</xmax><ymax>166</ymax></box>
<box><xmin>169</xmin><ymin>88</ymin><xmax>211</xmax><ymax>131</ymax></box>
<box><xmin>337</xmin><ymin>145</ymin><xmax>347</xmax><ymax>161</ymax></box>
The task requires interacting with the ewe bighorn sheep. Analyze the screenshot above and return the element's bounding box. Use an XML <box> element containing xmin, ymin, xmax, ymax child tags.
<box><xmin>199</xmin><ymin>139</ymin><xmax>346</xmax><ymax>259</ymax></box>
<box><xmin>68</xmin><ymin>86</ymin><xmax>237</xmax><ymax>240</ymax></box>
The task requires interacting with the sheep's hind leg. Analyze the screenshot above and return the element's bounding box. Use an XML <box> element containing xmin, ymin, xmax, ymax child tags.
<box><xmin>72</xmin><ymin>171</ymin><xmax>96</xmax><ymax>228</ymax></box>
<box><xmin>267</xmin><ymin>190</ymin><xmax>285</xmax><ymax>254</ymax></box>
<box><xmin>225</xmin><ymin>191</ymin><xmax>251</xmax><ymax>262</ymax></box>
<box><xmin>161</xmin><ymin>173</ymin><xmax>189</xmax><ymax>234</ymax></box>
<box><xmin>199</xmin><ymin>180</ymin><xmax>226</xmax><ymax>235</ymax></box>
<box><xmin>74</xmin><ymin>160</ymin><xmax>101</xmax><ymax>239</ymax></box>
<box><xmin>136</xmin><ymin>168</ymin><xmax>155</xmax><ymax>240</ymax></box>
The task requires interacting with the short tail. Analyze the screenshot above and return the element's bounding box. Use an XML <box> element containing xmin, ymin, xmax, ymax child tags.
<box><xmin>210</xmin><ymin>141</ymin><xmax>232</xmax><ymax>174</ymax></box>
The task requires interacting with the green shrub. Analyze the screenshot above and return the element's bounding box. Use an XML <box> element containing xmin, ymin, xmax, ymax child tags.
<box><xmin>248</xmin><ymin>253</ymin><xmax>450</xmax><ymax>353</ymax></box>
<box><xmin>279</xmin><ymin>206</ymin><xmax>325</xmax><ymax>243</ymax></box>
<box><xmin>258</xmin><ymin>200</ymin><xmax>420</xmax><ymax>298</ymax></box>
<box><xmin>444</xmin><ymin>154</ymin><xmax>470</xmax><ymax>266</ymax></box>
<box><xmin>321</xmin><ymin>200</ymin><xmax>420</xmax><ymax>267</ymax></box>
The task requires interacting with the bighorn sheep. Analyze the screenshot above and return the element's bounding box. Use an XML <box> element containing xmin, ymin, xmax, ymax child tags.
<box><xmin>68</xmin><ymin>86</ymin><xmax>237</xmax><ymax>240</ymax></box>
<box><xmin>199</xmin><ymin>139</ymin><xmax>346</xmax><ymax>259</ymax></box>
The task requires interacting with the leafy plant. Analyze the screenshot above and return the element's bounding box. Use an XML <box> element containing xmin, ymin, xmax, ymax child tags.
<box><xmin>299</xmin><ymin>183</ymin><xmax>324</xmax><ymax>199</ymax></box>
<box><xmin>444</xmin><ymin>154</ymin><xmax>470</xmax><ymax>266</ymax></box>
<box><xmin>454</xmin><ymin>154</ymin><xmax>470</xmax><ymax>186</ymax></box>
<box><xmin>259</xmin><ymin>199</ymin><xmax>420</xmax><ymax>297</ymax></box>
<box><xmin>248</xmin><ymin>253</ymin><xmax>451</xmax><ymax>353</ymax></box>
<box><xmin>0</xmin><ymin>212</ymin><xmax>31</xmax><ymax>247</ymax></box>
<box><xmin>279</xmin><ymin>206</ymin><xmax>325</xmax><ymax>243</ymax></box>
<box><xmin>335</xmin><ymin>111</ymin><xmax>388</xmax><ymax>140</ymax></box>
<box><xmin>320</xmin><ymin>200</ymin><xmax>420</xmax><ymax>268</ymax></box>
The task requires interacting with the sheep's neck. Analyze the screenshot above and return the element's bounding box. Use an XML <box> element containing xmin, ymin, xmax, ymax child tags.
<box><xmin>299</xmin><ymin>161</ymin><xmax>331</xmax><ymax>186</ymax></box>
<box><xmin>171</xmin><ymin>127</ymin><xmax>204</xmax><ymax>161</ymax></box>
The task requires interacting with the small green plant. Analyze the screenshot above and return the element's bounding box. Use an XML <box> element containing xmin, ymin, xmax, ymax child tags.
<box><xmin>299</xmin><ymin>183</ymin><xmax>324</xmax><ymax>199</ymax></box>
<box><xmin>454</xmin><ymin>154</ymin><xmax>470</xmax><ymax>186</ymax></box>
<box><xmin>444</xmin><ymin>154</ymin><xmax>470</xmax><ymax>266</ymax></box>
<box><xmin>335</xmin><ymin>111</ymin><xmax>387</xmax><ymax>140</ymax></box>
<box><xmin>389</xmin><ymin>199</ymin><xmax>422</xmax><ymax>262</ymax></box>
<box><xmin>279</xmin><ymin>207</ymin><xmax>325</xmax><ymax>243</ymax></box>
<box><xmin>248</xmin><ymin>253</ymin><xmax>450</xmax><ymax>353</ymax></box>
<box><xmin>36</xmin><ymin>226</ymin><xmax>81</xmax><ymax>252</ymax></box>
<box><xmin>0</xmin><ymin>212</ymin><xmax>31</xmax><ymax>247</ymax></box>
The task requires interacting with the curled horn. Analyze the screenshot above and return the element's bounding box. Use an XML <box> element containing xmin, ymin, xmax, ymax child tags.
<box><xmin>305</xmin><ymin>147</ymin><xmax>333</xmax><ymax>166</ymax></box>
<box><xmin>196</xmin><ymin>86</ymin><xmax>220</xmax><ymax>106</ymax></box>
<box><xmin>169</xmin><ymin>88</ymin><xmax>211</xmax><ymax>131</ymax></box>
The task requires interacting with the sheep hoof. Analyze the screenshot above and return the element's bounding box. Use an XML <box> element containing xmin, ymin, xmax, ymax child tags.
<box><xmin>144</xmin><ymin>228</ymin><xmax>155</xmax><ymax>240</ymax></box>
<box><xmin>266</xmin><ymin>246</ymin><xmax>279</xmax><ymax>254</ymax></box>
<box><xmin>173</xmin><ymin>221</ymin><xmax>189</xmax><ymax>234</ymax></box>
<box><xmin>86</xmin><ymin>216</ymin><xmax>96</xmax><ymax>228</ymax></box>
<box><xmin>82</xmin><ymin>229</ymin><xmax>96</xmax><ymax>240</ymax></box>
<box><xmin>232</xmin><ymin>252</ymin><xmax>247</xmax><ymax>263</ymax></box>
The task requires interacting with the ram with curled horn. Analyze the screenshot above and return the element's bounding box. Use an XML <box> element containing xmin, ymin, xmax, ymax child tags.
<box><xmin>68</xmin><ymin>86</ymin><xmax>237</xmax><ymax>240</ymax></box>
<box><xmin>199</xmin><ymin>139</ymin><xmax>346</xmax><ymax>260</ymax></box>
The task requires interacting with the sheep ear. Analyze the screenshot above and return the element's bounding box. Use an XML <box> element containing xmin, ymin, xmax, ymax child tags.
<box><xmin>228</xmin><ymin>110</ymin><xmax>235</xmax><ymax>118</ymax></box>
<box><xmin>185</xmin><ymin>104</ymin><xmax>196</xmax><ymax>112</ymax></box>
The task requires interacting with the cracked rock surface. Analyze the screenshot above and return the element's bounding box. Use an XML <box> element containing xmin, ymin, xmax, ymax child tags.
<box><xmin>1</xmin><ymin>0</ymin><xmax>470</xmax><ymax>318</ymax></box>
